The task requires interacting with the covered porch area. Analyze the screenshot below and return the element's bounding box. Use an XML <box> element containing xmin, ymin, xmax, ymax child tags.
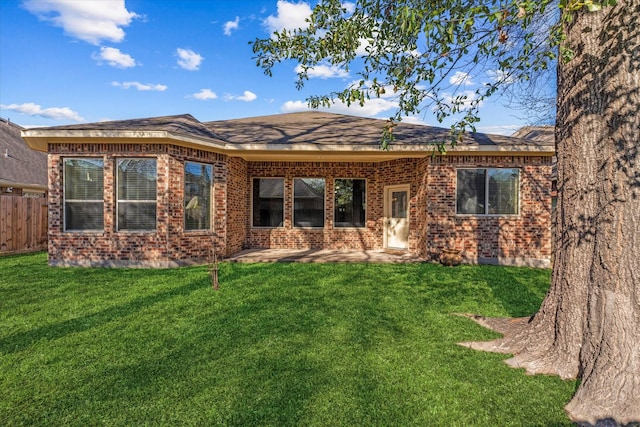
<box><xmin>224</xmin><ymin>248</ymin><xmax>424</xmax><ymax>263</ymax></box>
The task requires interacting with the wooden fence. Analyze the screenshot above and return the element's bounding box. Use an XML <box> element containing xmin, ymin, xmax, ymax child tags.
<box><xmin>0</xmin><ymin>195</ymin><xmax>48</xmax><ymax>255</ymax></box>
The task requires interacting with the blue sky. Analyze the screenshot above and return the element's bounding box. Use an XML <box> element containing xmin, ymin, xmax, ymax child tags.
<box><xmin>1</xmin><ymin>0</ymin><xmax>533</xmax><ymax>134</ymax></box>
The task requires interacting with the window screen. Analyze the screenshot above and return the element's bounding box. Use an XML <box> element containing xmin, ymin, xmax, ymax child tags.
<box><xmin>456</xmin><ymin>168</ymin><xmax>519</xmax><ymax>215</ymax></box>
<box><xmin>294</xmin><ymin>178</ymin><xmax>325</xmax><ymax>228</ymax></box>
<box><xmin>185</xmin><ymin>162</ymin><xmax>212</xmax><ymax>230</ymax></box>
<box><xmin>64</xmin><ymin>158</ymin><xmax>104</xmax><ymax>231</ymax></box>
<box><xmin>252</xmin><ymin>178</ymin><xmax>284</xmax><ymax>227</ymax></box>
<box><xmin>117</xmin><ymin>158</ymin><xmax>157</xmax><ymax>231</ymax></box>
<box><xmin>334</xmin><ymin>179</ymin><xmax>366</xmax><ymax>227</ymax></box>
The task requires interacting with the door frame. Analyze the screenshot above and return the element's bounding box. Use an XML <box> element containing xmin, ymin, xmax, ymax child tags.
<box><xmin>383</xmin><ymin>184</ymin><xmax>410</xmax><ymax>250</ymax></box>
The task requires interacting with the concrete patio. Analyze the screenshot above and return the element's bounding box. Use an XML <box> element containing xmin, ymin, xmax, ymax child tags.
<box><xmin>224</xmin><ymin>248</ymin><xmax>425</xmax><ymax>263</ymax></box>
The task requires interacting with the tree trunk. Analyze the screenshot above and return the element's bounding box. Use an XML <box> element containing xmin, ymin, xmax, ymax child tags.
<box><xmin>461</xmin><ymin>1</ymin><xmax>640</xmax><ymax>425</ymax></box>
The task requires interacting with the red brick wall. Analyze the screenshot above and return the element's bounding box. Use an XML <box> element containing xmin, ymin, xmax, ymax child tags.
<box><xmin>165</xmin><ymin>151</ymin><xmax>229</xmax><ymax>263</ymax></box>
<box><xmin>225</xmin><ymin>157</ymin><xmax>248</xmax><ymax>256</ymax></box>
<box><xmin>424</xmin><ymin>155</ymin><xmax>553</xmax><ymax>265</ymax></box>
<box><xmin>48</xmin><ymin>149</ymin><xmax>171</xmax><ymax>266</ymax></box>
<box><xmin>246</xmin><ymin>160</ymin><xmax>420</xmax><ymax>250</ymax></box>
<box><xmin>48</xmin><ymin>144</ymin><xmax>227</xmax><ymax>267</ymax></box>
<box><xmin>46</xmin><ymin>142</ymin><xmax>552</xmax><ymax>267</ymax></box>
<box><xmin>244</xmin><ymin>156</ymin><xmax>551</xmax><ymax>266</ymax></box>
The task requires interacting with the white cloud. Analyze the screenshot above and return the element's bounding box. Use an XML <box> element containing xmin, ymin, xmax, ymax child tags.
<box><xmin>342</xmin><ymin>2</ymin><xmax>356</xmax><ymax>14</ymax></box>
<box><xmin>264</xmin><ymin>1</ymin><xmax>312</xmax><ymax>33</ymax></box>
<box><xmin>93</xmin><ymin>47</ymin><xmax>137</xmax><ymax>68</ymax></box>
<box><xmin>281</xmin><ymin>97</ymin><xmax>398</xmax><ymax>117</ymax></box>
<box><xmin>223</xmin><ymin>16</ymin><xmax>240</xmax><ymax>36</ymax></box>
<box><xmin>449</xmin><ymin>71</ymin><xmax>474</xmax><ymax>86</ymax></box>
<box><xmin>226</xmin><ymin>91</ymin><xmax>257</xmax><ymax>102</ymax></box>
<box><xmin>191</xmin><ymin>89</ymin><xmax>218</xmax><ymax>100</ymax></box>
<box><xmin>0</xmin><ymin>102</ymin><xmax>83</xmax><ymax>122</ymax></box>
<box><xmin>22</xmin><ymin>0</ymin><xmax>139</xmax><ymax>45</ymax></box>
<box><xmin>280</xmin><ymin>100</ymin><xmax>311</xmax><ymax>112</ymax></box>
<box><xmin>401</xmin><ymin>115</ymin><xmax>429</xmax><ymax>126</ymax></box>
<box><xmin>295</xmin><ymin>63</ymin><xmax>349</xmax><ymax>79</ymax></box>
<box><xmin>176</xmin><ymin>48</ymin><xmax>203</xmax><ymax>71</ymax></box>
<box><xmin>112</xmin><ymin>81</ymin><xmax>167</xmax><ymax>91</ymax></box>
<box><xmin>355</xmin><ymin>38</ymin><xmax>372</xmax><ymax>56</ymax></box>
<box><xmin>487</xmin><ymin>69</ymin><xmax>517</xmax><ymax>85</ymax></box>
<box><xmin>477</xmin><ymin>125</ymin><xmax>521</xmax><ymax>136</ymax></box>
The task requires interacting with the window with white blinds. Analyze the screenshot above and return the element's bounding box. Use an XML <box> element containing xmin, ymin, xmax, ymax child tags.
<box><xmin>117</xmin><ymin>158</ymin><xmax>157</xmax><ymax>231</ymax></box>
<box><xmin>64</xmin><ymin>158</ymin><xmax>104</xmax><ymax>231</ymax></box>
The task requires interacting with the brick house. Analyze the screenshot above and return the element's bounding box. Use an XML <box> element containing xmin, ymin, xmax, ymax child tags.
<box><xmin>22</xmin><ymin>111</ymin><xmax>554</xmax><ymax>268</ymax></box>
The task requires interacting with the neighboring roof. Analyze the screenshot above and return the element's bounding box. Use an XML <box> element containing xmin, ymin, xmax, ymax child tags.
<box><xmin>256</xmin><ymin>178</ymin><xmax>284</xmax><ymax>198</ymax></box>
<box><xmin>22</xmin><ymin>111</ymin><xmax>555</xmax><ymax>162</ymax></box>
<box><xmin>293</xmin><ymin>178</ymin><xmax>324</xmax><ymax>199</ymax></box>
<box><xmin>512</xmin><ymin>125</ymin><xmax>557</xmax><ymax>179</ymax></box>
<box><xmin>511</xmin><ymin>125</ymin><xmax>555</xmax><ymax>143</ymax></box>
<box><xmin>0</xmin><ymin>118</ymin><xmax>47</xmax><ymax>191</ymax></box>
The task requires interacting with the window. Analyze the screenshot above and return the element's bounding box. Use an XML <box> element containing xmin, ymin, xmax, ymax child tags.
<box><xmin>294</xmin><ymin>178</ymin><xmax>325</xmax><ymax>227</ymax></box>
<box><xmin>117</xmin><ymin>158</ymin><xmax>157</xmax><ymax>231</ymax></box>
<box><xmin>185</xmin><ymin>162</ymin><xmax>212</xmax><ymax>231</ymax></box>
<box><xmin>334</xmin><ymin>179</ymin><xmax>366</xmax><ymax>227</ymax></box>
<box><xmin>456</xmin><ymin>168</ymin><xmax>519</xmax><ymax>215</ymax></box>
<box><xmin>252</xmin><ymin>178</ymin><xmax>284</xmax><ymax>227</ymax></box>
<box><xmin>64</xmin><ymin>158</ymin><xmax>104</xmax><ymax>231</ymax></box>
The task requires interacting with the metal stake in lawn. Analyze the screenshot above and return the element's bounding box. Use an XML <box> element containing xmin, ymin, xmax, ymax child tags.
<box><xmin>210</xmin><ymin>233</ymin><xmax>219</xmax><ymax>290</ymax></box>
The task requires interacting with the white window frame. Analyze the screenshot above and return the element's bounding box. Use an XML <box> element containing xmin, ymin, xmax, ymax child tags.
<box><xmin>63</xmin><ymin>157</ymin><xmax>104</xmax><ymax>232</ymax></box>
<box><xmin>116</xmin><ymin>158</ymin><xmax>157</xmax><ymax>232</ymax></box>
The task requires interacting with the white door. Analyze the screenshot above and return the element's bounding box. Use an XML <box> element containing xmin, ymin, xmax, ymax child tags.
<box><xmin>384</xmin><ymin>185</ymin><xmax>410</xmax><ymax>250</ymax></box>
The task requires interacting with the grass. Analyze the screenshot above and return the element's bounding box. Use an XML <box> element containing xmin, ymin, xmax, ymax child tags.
<box><xmin>0</xmin><ymin>252</ymin><xmax>576</xmax><ymax>426</ymax></box>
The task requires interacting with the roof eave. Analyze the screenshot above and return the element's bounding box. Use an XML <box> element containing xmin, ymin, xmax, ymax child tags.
<box><xmin>0</xmin><ymin>179</ymin><xmax>47</xmax><ymax>192</ymax></box>
<box><xmin>226</xmin><ymin>143</ymin><xmax>555</xmax><ymax>162</ymax></box>
<box><xmin>21</xmin><ymin>129</ymin><xmax>555</xmax><ymax>160</ymax></box>
<box><xmin>21</xmin><ymin>129</ymin><xmax>228</xmax><ymax>153</ymax></box>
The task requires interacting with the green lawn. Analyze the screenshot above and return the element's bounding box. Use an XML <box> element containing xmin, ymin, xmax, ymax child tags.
<box><xmin>0</xmin><ymin>252</ymin><xmax>575</xmax><ymax>426</ymax></box>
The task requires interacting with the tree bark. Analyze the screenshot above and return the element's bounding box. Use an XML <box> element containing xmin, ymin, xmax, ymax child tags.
<box><xmin>460</xmin><ymin>1</ymin><xmax>640</xmax><ymax>425</ymax></box>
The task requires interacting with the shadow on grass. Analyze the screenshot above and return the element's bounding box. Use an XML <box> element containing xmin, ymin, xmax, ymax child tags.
<box><xmin>416</xmin><ymin>264</ymin><xmax>551</xmax><ymax>318</ymax></box>
<box><xmin>1</xmin><ymin>259</ymin><xmax>572</xmax><ymax>426</ymax></box>
<box><xmin>482</xmin><ymin>265</ymin><xmax>550</xmax><ymax>317</ymax></box>
<box><xmin>0</xmin><ymin>278</ymin><xmax>206</xmax><ymax>355</ymax></box>
<box><xmin>61</xmin><ymin>266</ymin><xmax>418</xmax><ymax>425</ymax></box>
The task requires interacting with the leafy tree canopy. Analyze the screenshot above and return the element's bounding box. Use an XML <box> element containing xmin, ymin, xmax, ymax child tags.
<box><xmin>252</xmin><ymin>0</ymin><xmax>615</xmax><ymax>149</ymax></box>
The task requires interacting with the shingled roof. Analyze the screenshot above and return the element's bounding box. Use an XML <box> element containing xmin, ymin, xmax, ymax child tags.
<box><xmin>25</xmin><ymin>113</ymin><xmax>221</xmax><ymax>140</ymax></box>
<box><xmin>0</xmin><ymin>118</ymin><xmax>47</xmax><ymax>191</ymax></box>
<box><xmin>22</xmin><ymin>111</ymin><xmax>555</xmax><ymax>162</ymax></box>
<box><xmin>205</xmin><ymin>111</ymin><xmax>551</xmax><ymax>148</ymax></box>
<box><xmin>511</xmin><ymin>125</ymin><xmax>555</xmax><ymax>144</ymax></box>
<box><xmin>21</xmin><ymin>114</ymin><xmax>225</xmax><ymax>153</ymax></box>
<box><xmin>512</xmin><ymin>125</ymin><xmax>557</xmax><ymax>179</ymax></box>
